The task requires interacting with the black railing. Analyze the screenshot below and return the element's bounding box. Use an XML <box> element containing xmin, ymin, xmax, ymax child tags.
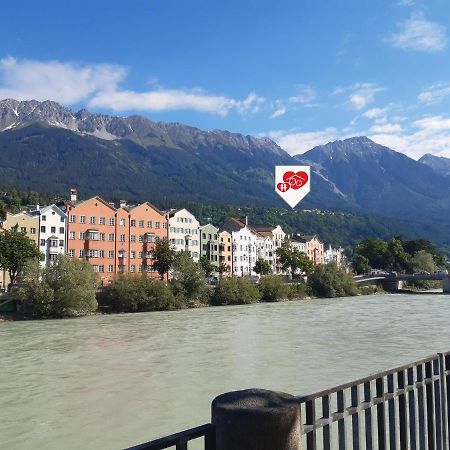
<box><xmin>126</xmin><ymin>351</ymin><xmax>450</xmax><ymax>450</ymax></box>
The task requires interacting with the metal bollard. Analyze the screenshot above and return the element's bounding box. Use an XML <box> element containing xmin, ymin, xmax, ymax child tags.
<box><xmin>211</xmin><ymin>389</ymin><xmax>302</xmax><ymax>450</ymax></box>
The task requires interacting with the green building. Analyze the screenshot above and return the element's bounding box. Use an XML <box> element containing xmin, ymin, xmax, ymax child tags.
<box><xmin>199</xmin><ymin>223</ymin><xmax>220</xmax><ymax>269</ymax></box>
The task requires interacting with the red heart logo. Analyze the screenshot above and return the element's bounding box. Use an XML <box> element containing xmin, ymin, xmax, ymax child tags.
<box><xmin>283</xmin><ymin>171</ymin><xmax>308</xmax><ymax>190</ymax></box>
<box><xmin>277</xmin><ymin>182</ymin><xmax>290</xmax><ymax>192</ymax></box>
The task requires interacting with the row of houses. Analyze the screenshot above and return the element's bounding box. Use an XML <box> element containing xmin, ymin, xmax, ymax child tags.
<box><xmin>0</xmin><ymin>189</ymin><xmax>344</xmax><ymax>290</ymax></box>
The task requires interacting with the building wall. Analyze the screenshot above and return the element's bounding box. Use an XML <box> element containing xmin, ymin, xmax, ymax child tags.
<box><xmin>167</xmin><ymin>209</ymin><xmax>200</xmax><ymax>262</ymax></box>
<box><xmin>232</xmin><ymin>227</ymin><xmax>258</xmax><ymax>277</ymax></box>
<box><xmin>66</xmin><ymin>197</ymin><xmax>117</xmax><ymax>286</ymax></box>
<box><xmin>3</xmin><ymin>212</ymin><xmax>40</xmax><ymax>246</ymax></box>
<box><xmin>128</xmin><ymin>203</ymin><xmax>168</xmax><ymax>277</ymax></box>
<box><xmin>219</xmin><ymin>231</ymin><xmax>232</xmax><ymax>277</ymax></box>
<box><xmin>256</xmin><ymin>235</ymin><xmax>274</xmax><ymax>270</ymax></box>
<box><xmin>306</xmin><ymin>237</ymin><xmax>325</xmax><ymax>265</ymax></box>
<box><xmin>200</xmin><ymin>223</ymin><xmax>220</xmax><ymax>268</ymax></box>
<box><xmin>36</xmin><ymin>205</ymin><xmax>66</xmax><ymax>268</ymax></box>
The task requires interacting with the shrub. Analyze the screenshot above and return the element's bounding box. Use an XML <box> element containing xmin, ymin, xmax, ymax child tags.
<box><xmin>258</xmin><ymin>276</ymin><xmax>290</xmax><ymax>302</ymax></box>
<box><xmin>15</xmin><ymin>256</ymin><xmax>98</xmax><ymax>317</ymax></box>
<box><xmin>97</xmin><ymin>274</ymin><xmax>177</xmax><ymax>312</ymax></box>
<box><xmin>211</xmin><ymin>278</ymin><xmax>261</xmax><ymax>306</ymax></box>
<box><xmin>307</xmin><ymin>263</ymin><xmax>358</xmax><ymax>298</ymax></box>
<box><xmin>171</xmin><ymin>252</ymin><xmax>208</xmax><ymax>302</ymax></box>
<box><xmin>287</xmin><ymin>282</ymin><xmax>310</xmax><ymax>300</ymax></box>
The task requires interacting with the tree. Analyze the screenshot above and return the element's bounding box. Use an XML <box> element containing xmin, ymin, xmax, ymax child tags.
<box><xmin>0</xmin><ymin>230</ymin><xmax>41</xmax><ymax>288</ymax></box>
<box><xmin>153</xmin><ymin>238</ymin><xmax>176</xmax><ymax>280</ymax></box>
<box><xmin>352</xmin><ymin>254</ymin><xmax>370</xmax><ymax>275</ymax></box>
<box><xmin>199</xmin><ymin>255</ymin><xmax>216</xmax><ymax>279</ymax></box>
<box><xmin>217</xmin><ymin>263</ymin><xmax>229</xmax><ymax>278</ymax></box>
<box><xmin>14</xmin><ymin>255</ymin><xmax>98</xmax><ymax>317</ymax></box>
<box><xmin>411</xmin><ymin>250</ymin><xmax>437</xmax><ymax>273</ymax></box>
<box><xmin>354</xmin><ymin>238</ymin><xmax>389</xmax><ymax>269</ymax></box>
<box><xmin>276</xmin><ymin>240</ymin><xmax>313</xmax><ymax>278</ymax></box>
<box><xmin>308</xmin><ymin>263</ymin><xmax>358</xmax><ymax>298</ymax></box>
<box><xmin>211</xmin><ymin>277</ymin><xmax>261</xmax><ymax>305</ymax></box>
<box><xmin>253</xmin><ymin>258</ymin><xmax>272</xmax><ymax>276</ymax></box>
<box><xmin>171</xmin><ymin>251</ymin><xmax>208</xmax><ymax>301</ymax></box>
<box><xmin>386</xmin><ymin>238</ymin><xmax>411</xmax><ymax>272</ymax></box>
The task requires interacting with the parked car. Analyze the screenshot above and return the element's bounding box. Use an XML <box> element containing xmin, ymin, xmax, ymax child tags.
<box><xmin>434</xmin><ymin>269</ymin><xmax>448</xmax><ymax>275</ymax></box>
<box><xmin>386</xmin><ymin>271</ymin><xmax>398</xmax><ymax>277</ymax></box>
<box><xmin>413</xmin><ymin>271</ymin><xmax>430</xmax><ymax>275</ymax></box>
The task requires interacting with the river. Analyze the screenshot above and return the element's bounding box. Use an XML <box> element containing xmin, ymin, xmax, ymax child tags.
<box><xmin>1</xmin><ymin>293</ymin><xmax>450</xmax><ymax>449</ymax></box>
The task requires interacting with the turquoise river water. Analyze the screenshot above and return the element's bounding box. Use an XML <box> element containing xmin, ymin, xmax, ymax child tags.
<box><xmin>1</xmin><ymin>293</ymin><xmax>450</xmax><ymax>449</ymax></box>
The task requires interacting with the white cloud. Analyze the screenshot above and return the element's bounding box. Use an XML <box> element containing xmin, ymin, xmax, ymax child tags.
<box><xmin>369</xmin><ymin>123</ymin><xmax>403</xmax><ymax>133</ymax></box>
<box><xmin>0</xmin><ymin>56</ymin><xmax>264</xmax><ymax>117</ymax></box>
<box><xmin>0</xmin><ymin>56</ymin><xmax>124</xmax><ymax>104</ymax></box>
<box><xmin>412</xmin><ymin>115</ymin><xmax>450</xmax><ymax>131</ymax></box>
<box><xmin>267</xmin><ymin>128</ymin><xmax>339</xmax><ymax>155</ymax></box>
<box><xmin>418</xmin><ymin>82</ymin><xmax>450</xmax><ymax>104</ymax></box>
<box><xmin>270</xmin><ymin>107</ymin><xmax>287</xmax><ymax>119</ymax></box>
<box><xmin>363</xmin><ymin>108</ymin><xmax>387</xmax><ymax>120</ymax></box>
<box><xmin>288</xmin><ymin>85</ymin><xmax>316</xmax><ymax>104</ymax></box>
<box><xmin>333</xmin><ymin>83</ymin><xmax>384</xmax><ymax>110</ymax></box>
<box><xmin>387</xmin><ymin>12</ymin><xmax>447</xmax><ymax>52</ymax></box>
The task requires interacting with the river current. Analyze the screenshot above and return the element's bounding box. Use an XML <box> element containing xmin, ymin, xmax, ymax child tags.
<box><xmin>1</xmin><ymin>293</ymin><xmax>449</xmax><ymax>449</ymax></box>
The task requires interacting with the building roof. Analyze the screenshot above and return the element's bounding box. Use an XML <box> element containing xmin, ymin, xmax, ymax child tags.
<box><xmin>291</xmin><ymin>234</ymin><xmax>307</xmax><ymax>243</ymax></box>
<box><xmin>221</xmin><ymin>218</ymin><xmax>246</xmax><ymax>233</ymax></box>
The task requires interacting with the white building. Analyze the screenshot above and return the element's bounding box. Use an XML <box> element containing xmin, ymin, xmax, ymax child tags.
<box><xmin>290</xmin><ymin>234</ymin><xmax>307</xmax><ymax>253</ymax></box>
<box><xmin>166</xmin><ymin>208</ymin><xmax>200</xmax><ymax>261</ymax></box>
<box><xmin>251</xmin><ymin>224</ymin><xmax>285</xmax><ymax>273</ymax></box>
<box><xmin>256</xmin><ymin>234</ymin><xmax>275</xmax><ymax>271</ymax></box>
<box><xmin>31</xmin><ymin>205</ymin><xmax>67</xmax><ymax>267</ymax></box>
<box><xmin>222</xmin><ymin>218</ymin><xmax>258</xmax><ymax>277</ymax></box>
<box><xmin>324</xmin><ymin>244</ymin><xmax>346</xmax><ymax>267</ymax></box>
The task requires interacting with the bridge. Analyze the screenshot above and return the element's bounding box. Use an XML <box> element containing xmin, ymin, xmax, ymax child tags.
<box><xmin>354</xmin><ymin>273</ymin><xmax>450</xmax><ymax>293</ymax></box>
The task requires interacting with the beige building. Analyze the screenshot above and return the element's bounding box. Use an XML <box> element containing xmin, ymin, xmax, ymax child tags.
<box><xmin>218</xmin><ymin>230</ymin><xmax>232</xmax><ymax>277</ymax></box>
<box><xmin>303</xmin><ymin>235</ymin><xmax>325</xmax><ymax>265</ymax></box>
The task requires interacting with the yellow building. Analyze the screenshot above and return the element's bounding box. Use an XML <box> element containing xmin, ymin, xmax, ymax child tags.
<box><xmin>218</xmin><ymin>230</ymin><xmax>233</xmax><ymax>277</ymax></box>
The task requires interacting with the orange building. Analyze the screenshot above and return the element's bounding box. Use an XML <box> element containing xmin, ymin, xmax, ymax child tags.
<box><xmin>65</xmin><ymin>193</ymin><xmax>168</xmax><ymax>285</ymax></box>
<box><xmin>218</xmin><ymin>230</ymin><xmax>232</xmax><ymax>277</ymax></box>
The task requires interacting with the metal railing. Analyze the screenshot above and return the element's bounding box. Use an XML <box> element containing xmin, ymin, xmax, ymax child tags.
<box><xmin>126</xmin><ymin>351</ymin><xmax>450</xmax><ymax>450</ymax></box>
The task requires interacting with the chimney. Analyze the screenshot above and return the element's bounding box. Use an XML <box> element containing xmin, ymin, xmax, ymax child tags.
<box><xmin>108</xmin><ymin>202</ymin><xmax>115</xmax><ymax>208</ymax></box>
<box><xmin>245</xmin><ymin>216</ymin><xmax>248</xmax><ymax>226</ymax></box>
<box><xmin>36</xmin><ymin>204</ymin><xmax>40</xmax><ymax>211</ymax></box>
<box><xmin>70</xmin><ymin>188</ymin><xmax>77</xmax><ymax>202</ymax></box>
<box><xmin>119</xmin><ymin>199</ymin><xmax>127</xmax><ymax>208</ymax></box>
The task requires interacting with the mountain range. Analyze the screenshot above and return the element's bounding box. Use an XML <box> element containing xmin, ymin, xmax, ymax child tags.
<box><xmin>1</xmin><ymin>98</ymin><xmax>450</xmax><ymax>249</ymax></box>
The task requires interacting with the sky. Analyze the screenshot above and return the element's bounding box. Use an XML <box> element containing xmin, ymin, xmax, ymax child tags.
<box><xmin>1</xmin><ymin>0</ymin><xmax>450</xmax><ymax>159</ymax></box>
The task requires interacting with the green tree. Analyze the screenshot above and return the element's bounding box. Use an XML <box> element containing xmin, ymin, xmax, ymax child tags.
<box><xmin>276</xmin><ymin>240</ymin><xmax>313</xmax><ymax>278</ymax></box>
<box><xmin>97</xmin><ymin>274</ymin><xmax>177</xmax><ymax>312</ymax></box>
<box><xmin>171</xmin><ymin>252</ymin><xmax>208</xmax><ymax>301</ymax></box>
<box><xmin>258</xmin><ymin>276</ymin><xmax>289</xmax><ymax>302</ymax></box>
<box><xmin>217</xmin><ymin>262</ymin><xmax>229</xmax><ymax>278</ymax></box>
<box><xmin>355</xmin><ymin>238</ymin><xmax>389</xmax><ymax>269</ymax></box>
<box><xmin>411</xmin><ymin>250</ymin><xmax>437</xmax><ymax>273</ymax></box>
<box><xmin>14</xmin><ymin>255</ymin><xmax>98</xmax><ymax>317</ymax></box>
<box><xmin>199</xmin><ymin>255</ymin><xmax>216</xmax><ymax>279</ymax></box>
<box><xmin>211</xmin><ymin>277</ymin><xmax>261</xmax><ymax>305</ymax></box>
<box><xmin>0</xmin><ymin>230</ymin><xmax>41</xmax><ymax>288</ymax></box>
<box><xmin>386</xmin><ymin>238</ymin><xmax>411</xmax><ymax>272</ymax></box>
<box><xmin>352</xmin><ymin>254</ymin><xmax>370</xmax><ymax>275</ymax></box>
<box><xmin>253</xmin><ymin>258</ymin><xmax>272</xmax><ymax>276</ymax></box>
<box><xmin>153</xmin><ymin>238</ymin><xmax>176</xmax><ymax>280</ymax></box>
<box><xmin>308</xmin><ymin>263</ymin><xmax>358</xmax><ymax>298</ymax></box>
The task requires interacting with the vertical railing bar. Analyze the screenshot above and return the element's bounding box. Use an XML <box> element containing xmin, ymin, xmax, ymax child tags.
<box><xmin>426</xmin><ymin>360</ymin><xmax>436</xmax><ymax>450</ymax></box>
<box><xmin>417</xmin><ymin>363</ymin><xmax>427</xmax><ymax>450</ymax></box>
<box><xmin>376</xmin><ymin>376</ymin><xmax>387</xmax><ymax>450</ymax></box>
<box><xmin>364</xmin><ymin>381</ymin><xmax>373</xmax><ymax>450</ymax></box>
<box><xmin>337</xmin><ymin>390</ymin><xmax>346</xmax><ymax>450</ymax></box>
<box><xmin>322</xmin><ymin>395</ymin><xmax>331</xmax><ymax>450</ymax></box>
<box><xmin>438</xmin><ymin>354</ymin><xmax>448</xmax><ymax>450</ymax></box>
<box><xmin>351</xmin><ymin>384</ymin><xmax>360</xmax><ymax>450</ymax></box>
<box><xmin>409</xmin><ymin>366</ymin><xmax>418</xmax><ymax>450</ymax></box>
<box><xmin>398</xmin><ymin>369</ymin><xmax>409</xmax><ymax>450</ymax></box>
<box><xmin>446</xmin><ymin>355</ymin><xmax>450</xmax><ymax>450</ymax></box>
<box><xmin>176</xmin><ymin>438</ymin><xmax>188</xmax><ymax>450</ymax></box>
<box><xmin>306</xmin><ymin>399</ymin><xmax>317</xmax><ymax>450</ymax></box>
<box><xmin>204</xmin><ymin>425</ymin><xmax>216</xmax><ymax>450</ymax></box>
<box><xmin>434</xmin><ymin>359</ymin><xmax>443</xmax><ymax>450</ymax></box>
<box><xmin>388</xmin><ymin>373</ymin><xmax>397</xmax><ymax>450</ymax></box>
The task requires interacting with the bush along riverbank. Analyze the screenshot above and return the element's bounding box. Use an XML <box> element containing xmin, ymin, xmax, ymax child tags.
<box><xmin>1</xmin><ymin>256</ymin><xmax>378</xmax><ymax>320</ymax></box>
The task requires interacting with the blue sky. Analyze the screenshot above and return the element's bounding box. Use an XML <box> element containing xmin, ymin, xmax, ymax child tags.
<box><xmin>1</xmin><ymin>0</ymin><xmax>450</xmax><ymax>158</ymax></box>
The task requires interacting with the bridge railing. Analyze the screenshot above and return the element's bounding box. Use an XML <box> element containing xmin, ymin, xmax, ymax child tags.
<box><xmin>125</xmin><ymin>350</ymin><xmax>450</xmax><ymax>450</ymax></box>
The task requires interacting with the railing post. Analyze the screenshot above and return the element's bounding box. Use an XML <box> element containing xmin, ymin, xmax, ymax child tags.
<box><xmin>211</xmin><ymin>389</ymin><xmax>301</xmax><ymax>450</ymax></box>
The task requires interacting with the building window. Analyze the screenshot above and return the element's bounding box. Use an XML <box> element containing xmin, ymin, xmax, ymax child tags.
<box><xmin>155</xmin><ymin>221</ymin><xmax>161</xmax><ymax>229</ymax></box>
<box><xmin>99</xmin><ymin>233</ymin><xmax>105</xmax><ymax>241</ymax></box>
<box><xmin>51</xmin><ymin>227</ymin><xmax>56</xmax><ymax>233</ymax></box>
<box><xmin>69</xmin><ymin>231</ymin><xmax>75</xmax><ymax>240</ymax></box>
<box><xmin>108</xmin><ymin>233</ymin><xmax>114</xmax><ymax>241</ymax></box>
<box><xmin>109</xmin><ymin>217</ymin><xmax>115</xmax><ymax>226</ymax></box>
<box><xmin>120</xmin><ymin>218</ymin><xmax>126</xmax><ymax>226</ymax></box>
<box><xmin>130</xmin><ymin>235</ymin><xmax>136</xmax><ymax>242</ymax></box>
<box><xmin>108</xmin><ymin>250</ymin><xmax>114</xmax><ymax>258</ymax></box>
<box><xmin>99</xmin><ymin>250</ymin><xmax>104</xmax><ymax>258</ymax></box>
<box><xmin>49</xmin><ymin>254</ymin><xmax>57</xmax><ymax>262</ymax></box>
<box><xmin>89</xmin><ymin>216</ymin><xmax>95</xmax><ymax>225</ymax></box>
<box><xmin>130</xmin><ymin>251</ymin><xmax>135</xmax><ymax>259</ymax></box>
<box><xmin>40</xmin><ymin>226</ymin><xmax>46</xmax><ymax>233</ymax></box>
<box><xmin>42</xmin><ymin>215</ymin><xmax>46</xmax><ymax>221</ymax></box>
<box><xmin>99</xmin><ymin>217</ymin><xmax>105</xmax><ymax>225</ymax></box>
<box><xmin>79</xmin><ymin>232</ymin><xmax>85</xmax><ymax>240</ymax></box>
<box><xmin>139</xmin><ymin>220</ymin><xmax>144</xmax><ymax>228</ymax></box>
<box><xmin>59</xmin><ymin>240</ymin><xmax>64</xmax><ymax>247</ymax></box>
<box><xmin>130</xmin><ymin>219</ymin><xmax>136</xmax><ymax>227</ymax></box>
<box><xmin>138</xmin><ymin>235</ymin><xmax>143</xmax><ymax>242</ymax></box>
<box><xmin>162</xmin><ymin>222</ymin><xmax>167</xmax><ymax>229</ymax></box>
<box><xmin>60</xmin><ymin>216</ymin><xmax>65</xmax><ymax>223</ymax></box>
<box><xmin>108</xmin><ymin>265</ymin><xmax>114</xmax><ymax>273</ymax></box>
<box><xmin>59</xmin><ymin>227</ymin><xmax>64</xmax><ymax>234</ymax></box>
<box><xmin>99</xmin><ymin>265</ymin><xmax>104</xmax><ymax>273</ymax></box>
<box><xmin>147</xmin><ymin>221</ymin><xmax>152</xmax><ymax>228</ymax></box>
<box><xmin>40</xmin><ymin>239</ymin><xmax>46</xmax><ymax>246</ymax></box>
<box><xmin>30</xmin><ymin>228</ymin><xmax>36</xmax><ymax>234</ymax></box>
<box><xmin>69</xmin><ymin>215</ymin><xmax>76</xmax><ymax>223</ymax></box>
<box><xmin>69</xmin><ymin>249</ymin><xmax>74</xmax><ymax>257</ymax></box>
<box><xmin>120</xmin><ymin>234</ymin><xmax>126</xmax><ymax>242</ymax></box>
<box><xmin>138</xmin><ymin>265</ymin><xmax>142</xmax><ymax>273</ymax></box>
<box><xmin>130</xmin><ymin>265</ymin><xmax>135</xmax><ymax>273</ymax></box>
<box><xmin>138</xmin><ymin>251</ymin><xmax>143</xmax><ymax>258</ymax></box>
<box><xmin>79</xmin><ymin>250</ymin><xmax>84</xmax><ymax>257</ymax></box>
<box><xmin>80</xmin><ymin>215</ymin><xmax>86</xmax><ymax>224</ymax></box>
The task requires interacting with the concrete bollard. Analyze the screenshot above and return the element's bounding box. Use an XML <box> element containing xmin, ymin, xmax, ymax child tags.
<box><xmin>211</xmin><ymin>389</ymin><xmax>302</xmax><ymax>450</ymax></box>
